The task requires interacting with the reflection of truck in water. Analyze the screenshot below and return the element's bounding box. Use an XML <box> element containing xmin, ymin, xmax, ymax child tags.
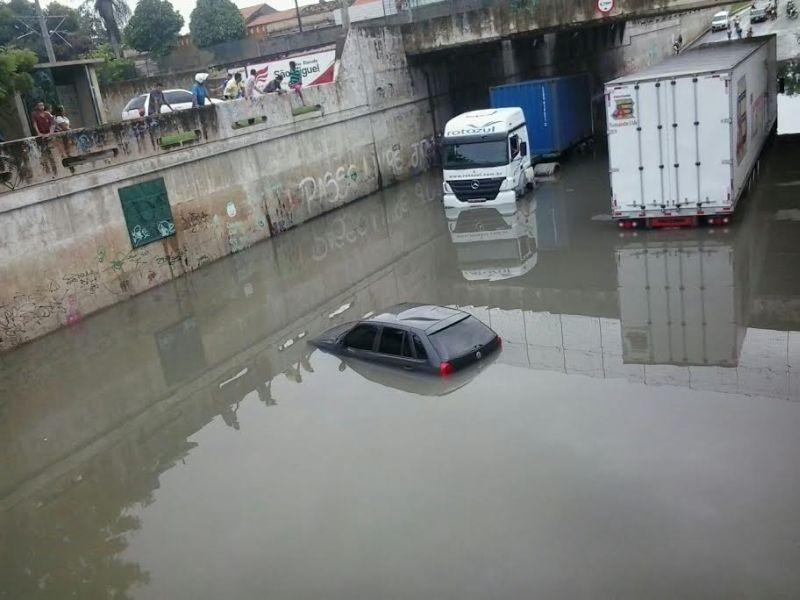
<box><xmin>606</xmin><ymin>37</ymin><xmax>777</xmax><ymax>228</ymax></box>
<box><xmin>616</xmin><ymin>233</ymin><xmax>748</xmax><ymax>367</ymax></box>
<box><xmin>441</xmin><ymin>107</ymin><xmax>534</xmax><ymax>210</ymax></box>
<box><xmin>446</xmin><ymin>199</ymin><xmax>538</xmax><ymax>282</ymax></box>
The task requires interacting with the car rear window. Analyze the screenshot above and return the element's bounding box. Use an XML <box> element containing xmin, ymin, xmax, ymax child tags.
<box><xmin>125</xmin><ymin>95</ymin><xmax>147</xmax><ymax>111</ymax></box>
<box><xmin>429</xmin><ymin>316</ymin><xmax>495</xmax><ymax>360</ymax></box>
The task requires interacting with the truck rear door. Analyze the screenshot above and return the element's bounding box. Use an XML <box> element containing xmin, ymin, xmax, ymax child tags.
<box><xmin>663</xmin><ymin>74</ymin><xmax>732</xmax><ymax>211</ymax></box>
<box><xmin>607</xmin><ymin>81</ymin><xmax>673</xmax><ymax>213</ymax></box>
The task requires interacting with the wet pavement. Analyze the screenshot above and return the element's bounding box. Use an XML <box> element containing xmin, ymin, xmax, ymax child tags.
<box><xmin>694</xmin><ymin>1</ymin><xmax>800</xmax><ymax>61</ymax></box>
<box><xmin>3</xmin><ymin>133</ymin><xmax>800</xmax><ymax>598</ymax></box>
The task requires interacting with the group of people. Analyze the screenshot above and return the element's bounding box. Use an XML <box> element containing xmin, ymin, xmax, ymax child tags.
<box><xmin>727</xmin><ymin>16</ymin><xmax>753</xmax><ymax>40</ymax></box>
<box><xmin>190</xmin><ymin>60</ymin><xmax>306</xmax><ymax>108</ymax></box>
<box><xmin>30</xmin><ymin>102</ymin><xmax>70</xmax><ymax>136</ymax></box>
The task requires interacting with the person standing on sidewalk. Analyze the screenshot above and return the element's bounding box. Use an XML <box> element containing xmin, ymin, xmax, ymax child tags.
<box><xmin>148</xmin><ymin>82</ymin><xmax>173</xmax><ymax>116</ymax></box>
<box><xmin>192</xmin><ymin>73</ymin><xmax>210</xmax><ymax>107</ymax></box>
<box><xmin>245</xmin><ymin>69</ymin><xmax>259</xmax><ymax>100</ymax></box>
<box><xmin>287</xmin><ymin>61</ymin><xmax>305</xmax><ymax>106</ymax></box>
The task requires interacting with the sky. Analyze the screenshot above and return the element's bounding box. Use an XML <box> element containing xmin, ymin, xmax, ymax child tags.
<box><xmin>56</xmin><ymin>0</ymin><xmax>322</xmax><ymax>35</ymax></box>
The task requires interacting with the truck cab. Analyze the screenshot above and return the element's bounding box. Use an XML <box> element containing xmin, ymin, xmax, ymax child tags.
<box><xmin>441</xmin><ymin>108</ymin><xmax>533</xmax><ymax>210</ymax></box>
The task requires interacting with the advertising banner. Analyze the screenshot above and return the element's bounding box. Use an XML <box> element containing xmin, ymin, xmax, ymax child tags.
<box><xmin>247</xmin><ymin>49</ymin><xmax>336</xmax><ymax>92</ymax></box>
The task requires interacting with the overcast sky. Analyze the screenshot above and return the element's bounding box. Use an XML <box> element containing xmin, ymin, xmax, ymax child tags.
<box><xmin>56</xmin><ymin>0</ymin><xmax>321</xmax><ymax>34</ymax></box>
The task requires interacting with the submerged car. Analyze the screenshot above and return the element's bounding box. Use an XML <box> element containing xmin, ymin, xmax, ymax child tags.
<box><xmin>336</xmin><ymin>350</ymin><xmax>500</xmax><ymax>396</ymax></box>
<box><xmin>310</xmin><ymin>303</ymin><xmax>502</xmax><ymax>376</ymax></box>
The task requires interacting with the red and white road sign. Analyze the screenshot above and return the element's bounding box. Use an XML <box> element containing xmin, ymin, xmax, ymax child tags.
<box><xmin>597</xmin><ymin>0</ymin><xmax>614</xmax><ymax>13</ymax></box>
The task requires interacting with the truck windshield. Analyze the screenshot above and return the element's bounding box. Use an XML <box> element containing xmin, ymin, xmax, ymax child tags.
<box><xmin>443</xmin><ymin>140</ymin><xmax>508</xmax><ymax>169</ymax></box>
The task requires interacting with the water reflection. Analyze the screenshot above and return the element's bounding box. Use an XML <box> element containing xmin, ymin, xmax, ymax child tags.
<box><xmin>2</xmin><ymin>138</ymin><xmax>800</xmax><ymax>597</ymax></box>
<box><xmin>446</xmin><ymin>198</ymin><xmax>538</xmax><ymax>282</ymax></box>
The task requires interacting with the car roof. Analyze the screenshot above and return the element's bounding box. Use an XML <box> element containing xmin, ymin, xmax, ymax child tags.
<box><xmin>713</xmin><ymin>10</ymin><xmax>729</xmax><ymax>16</ymax></box>
<box><xmin>363</xmin><ymin>303</ymin><xmax>469</xmax><ymax>333</ymax></box>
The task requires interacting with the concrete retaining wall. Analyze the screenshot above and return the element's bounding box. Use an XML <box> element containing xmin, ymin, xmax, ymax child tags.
<box><xmin>0</xmin><ymin>26</ymin><xmax>452</xmax><ymax>352</ymax></box>
<box><xmin>396</xmin><ymin>0</ymin><xmax>730</xmax><ymax>54</ymax></box>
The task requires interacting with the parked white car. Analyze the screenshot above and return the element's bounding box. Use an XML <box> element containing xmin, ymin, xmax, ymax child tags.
<box><xmin>710</xmin><ymin>10</ymin><xmax>730</xmax><ymax>31</ymax></box>
<box><xmin>121</xmin><ymin>89</ymin><xmax>223</xmax><ymax>120</ymax></box>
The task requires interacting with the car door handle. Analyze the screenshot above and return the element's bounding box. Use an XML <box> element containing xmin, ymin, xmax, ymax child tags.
<box><xmin>402</xmin><ymin>365</ymin><xmax>413</xmax><ymax>371</ymax></box>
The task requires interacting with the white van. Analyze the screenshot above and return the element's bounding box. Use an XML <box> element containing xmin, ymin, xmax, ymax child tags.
<box><xmin>711</xmin><ymin>10</ymin><xmax>730</xmax><ymax>31</ymax></box>
<box><xmin>441</xmin><ymin>108</ymin><xmax>534</xmax><ymax>210</ymax></box>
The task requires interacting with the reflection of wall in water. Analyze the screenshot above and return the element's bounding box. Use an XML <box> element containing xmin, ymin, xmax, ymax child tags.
<box><xmin>452</xmin><ymin>304</ymin><xmax>798</xmax><ymax>402</ymax></box>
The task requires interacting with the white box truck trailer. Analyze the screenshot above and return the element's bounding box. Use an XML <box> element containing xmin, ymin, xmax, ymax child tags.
<box><xmin>605</xmin><ymin>37</ymin><xmax>777</xmax><ymax>228</ymax></box>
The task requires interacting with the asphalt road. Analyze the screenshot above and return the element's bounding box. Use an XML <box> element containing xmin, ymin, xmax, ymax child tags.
<box><xmin>694</xmin><ymin>1</ymin><xmax>800</xmax><ymax>60</ymax></box>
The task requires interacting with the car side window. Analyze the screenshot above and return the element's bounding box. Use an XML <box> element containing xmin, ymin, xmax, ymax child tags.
<box><xmin>343</xmin><ymin>325</ymin><xmax>378</xmax><ymax>351</ymax></box>
<box><xmin>165</xmin><ymin>90</ymin><xmax>193</xmax><ymax>104</ymax></box>
<box><xmin>509</xmin><ymin>134</ymin><xmax>519</xmax><ymax>159</ymax></box>
<box><xmin>402</xmin><ymin>333</ymin><xmax>414</xmax><ymax>358</ymax></box>
<box><xmin>378</xmin><ymin>327</ymin><xmax>405</xmax><ymax>356</ymax></box>
<box><xmin>412</xmin><ymin>335</ymin><xmax>428</xmax><ymax>360</ymax></box>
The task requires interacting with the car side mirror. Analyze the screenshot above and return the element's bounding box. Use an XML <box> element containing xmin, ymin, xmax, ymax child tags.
<box><xmin>520</xmin><ymin>141</ymin><xmax>528</xmax><ymax>157</ymax></box>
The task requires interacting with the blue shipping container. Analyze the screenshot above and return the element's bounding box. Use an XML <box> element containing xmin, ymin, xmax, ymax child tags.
<box><xmin>490</xmin><ymin>74</ymin><xmax>593</xmax><ymax>158</ymax></box>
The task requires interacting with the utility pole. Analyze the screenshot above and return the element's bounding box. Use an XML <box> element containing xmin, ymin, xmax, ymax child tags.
<box><xmin>340</xmin><ymin>0</ymin><xmax>350</xmax><ymax>30</ymax></box>
<box><xmin>33</xmin><ymin>0</ymin><xmax>56</xmax><ymax>63</ymax></box>
<box><xmin>294</xmin><ymin>0</ymin><xmax>304</xmax><ymax>32</ymax></box>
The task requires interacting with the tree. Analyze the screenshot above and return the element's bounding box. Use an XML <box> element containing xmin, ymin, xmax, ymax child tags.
<box><xmin>81</xmin><ymin>0</ymin><xmax>130</xmax><ymax>57</ymax></box>
<box><xmin>0</xmin><ymin>46</ymin><xmax>37</xmax><ymax>102</ymax></box>
<box><xmin>123</xmin><ymin>0</ymin><xmax>182</xmax><ymax>56</ymax></box>
<box><xmin>189</xmin><ymin>0</ymin><xmax>245</xmax><ymax>48</ymax></box>
<box><xmin>84</xmin><ymin>43</ymin><xmax>136</xmax><ymax>85</ymax></box>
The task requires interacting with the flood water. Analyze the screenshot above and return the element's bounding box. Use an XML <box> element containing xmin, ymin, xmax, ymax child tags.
<box><xmin>3</xmin><ymin>135</ymin><xmax>800</xmax><ymax>599</ymax></box>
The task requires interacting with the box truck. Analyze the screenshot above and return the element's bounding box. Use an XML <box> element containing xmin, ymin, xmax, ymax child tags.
<box><xmin>491</xmin><ymin>74</ymin><xmax>593</xmax><ymax>161</ymax></box>
<box><xmin>606</xmin><ymin>37</ymin><xmax>777</xmax><ymax>228</ymax></box>
<box><xmin>441</xmin><ymin>107</ymin><xmax>534</xmax><ymax>210</ymax></box>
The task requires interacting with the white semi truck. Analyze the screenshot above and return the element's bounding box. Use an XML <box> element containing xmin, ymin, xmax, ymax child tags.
<box><xmin>605</xmin><ymin>37</ymin><xmax>777</xmax><ymax>228</ymax></box>
<box><xmin>441</xmin><ymin>108</ymin><xmax>534</xmax><ymax>210</ymax></box>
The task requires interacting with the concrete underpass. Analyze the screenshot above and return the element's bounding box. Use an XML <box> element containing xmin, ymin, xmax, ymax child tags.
<box><xmin>3</xmin><ymin>2</ymin><xmax>800</xmax><ymax>597</ymax></box>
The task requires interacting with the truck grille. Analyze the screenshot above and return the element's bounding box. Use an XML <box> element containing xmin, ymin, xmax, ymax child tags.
<box><xmin>449</xmin><ymin>178</ymin><xmax>504</xmax><ymax>202</ymax></box>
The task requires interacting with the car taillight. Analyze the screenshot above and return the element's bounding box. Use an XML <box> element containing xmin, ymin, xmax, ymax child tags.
<box><xmin>496</xmin><ymin>335</ymin><xmax>502</xmax><ymax>349</ymax></box>
<box><xmin>439</xmin><ymin>361</ymin><xmax>454</xmax><ymax>376</ymax></box>
<box><xmin>138</xmin><ymin>108</ymin><xmax>144</xmax><ymax>117</ymax></box>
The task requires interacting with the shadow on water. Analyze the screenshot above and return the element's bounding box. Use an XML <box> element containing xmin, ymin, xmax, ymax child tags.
<box><xmin>2</xmin><ymin>137</ymin><xmax>800</xmax><ymax>598</ymax></box>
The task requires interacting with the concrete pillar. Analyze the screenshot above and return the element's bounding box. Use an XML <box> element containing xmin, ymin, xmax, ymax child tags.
<box><xmin>14</xmin><ymin>92</ymin><xmax>31</xmax><ymax>138</ymax></box>
<box><xmin>86</xmin><ymin>65</ymin><xmax>107</xmax><ymax>125</ymax></box>
<box><xmin>501</xmin><ymin>39</ymin><xmax>522</xmax><ymax>83</ymax></box>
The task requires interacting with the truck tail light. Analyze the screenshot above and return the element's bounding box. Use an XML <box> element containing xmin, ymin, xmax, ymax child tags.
<box><xmin>439</xmin><ymin>362</ymin><xmax>454</xmax><ymax>376</ymax></box>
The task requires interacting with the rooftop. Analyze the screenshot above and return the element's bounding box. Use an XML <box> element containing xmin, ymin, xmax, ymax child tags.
<box><xmin>608</xmin><ymin>37</ymin><xmax>772</xmax><ymax>84</ymax></box>
<box><xmin>367</xmin><ymin>303</ymin><xmax>467</xmax><ymax>332</ymax></box>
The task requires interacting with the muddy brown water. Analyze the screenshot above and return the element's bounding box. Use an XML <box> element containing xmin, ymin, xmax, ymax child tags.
<box><xmin>2</xmin><ymin>136</ymin><xmax>800</xmax><ymax>599</ymax></box>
